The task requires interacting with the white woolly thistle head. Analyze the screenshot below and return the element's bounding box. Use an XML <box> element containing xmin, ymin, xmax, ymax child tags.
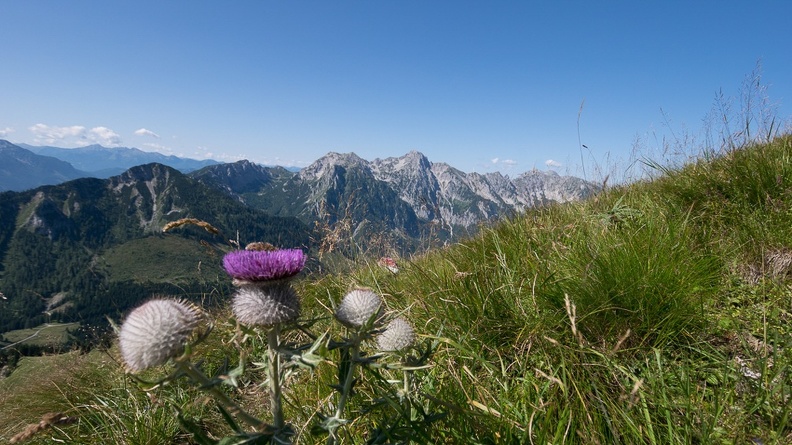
<box><xmin>118</xmin><ymin>298</ymin><xmax>202</xmax><ymax>373</ymax></box>
<box><xmin>376</xmin><ymin>317</ymin><xmax>415</xmax><ymax>352</ymax></box>
<box><xmin>232</xmin><ymin>283</ymin><xmax>300</xmax><ymax>327</ymax></box>
<box><xmin>334</xmin><ymin>288</ymin><xmax>383</xmax><ymax>328</ymax></box>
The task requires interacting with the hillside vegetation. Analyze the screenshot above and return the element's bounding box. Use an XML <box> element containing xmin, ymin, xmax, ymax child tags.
<box><xmin>2</xmin><ymin>135</ymin><xmax>792</xmax><ymax>444</ymax></box>
<box><xmin>0</xmin><ymin>164</ymin><xmax>313</xmax><ymax>338</ymax></box>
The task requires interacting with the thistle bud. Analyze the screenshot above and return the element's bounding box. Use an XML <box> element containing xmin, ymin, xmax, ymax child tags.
<box><xmin>334</xmin><ymin>288</ymin><xmax>383</xmax><ymax>328</ymax></box>
<box><xmin>376</xmin><ymin>317</ymin><xmax>415</xmax><ymax>352</ymax></box>
<box><xmin>232</xmin><ymin>284</ymin><xmax>300</xmax><ymax>327</ymax></box>
<box><xmin>118</xmin><ymin>299</ymin><xmax>201</xmax><ymax>372</ymax></box>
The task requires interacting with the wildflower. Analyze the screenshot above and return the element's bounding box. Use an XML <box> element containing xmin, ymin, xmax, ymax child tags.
<box><xmin>118</xmin><ymin>299</ymin><xmax>201</xmax><ymax>372</ymax></box>
<box><xmin>232</xmin><ymin>284</ymin><xmax>301</xmax><ymax>327</ymax></box>
<box><xmin>223</xmin><ymin>248</ymin><xmax>306</xmax><ymax>283</ymax></box>
<box><xmin>335</xmin><ymin>288</ymin><xmax>383</xmax><ymax>328</ymax></box>
<box><xmin>376</xmin><ymin>317</ymin><xmax>415</xmax><ymax>352</ymax></box>
<box><xmin>377</xmin><ymin>257</ymin><xmax>399</xmax><ymax>274</ymax></box>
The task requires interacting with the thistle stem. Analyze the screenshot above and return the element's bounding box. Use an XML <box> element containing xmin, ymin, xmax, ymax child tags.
<box><xmin>403</xmin><ymin>368</ymin><xmax>415</xmax><ymax>421</ymax></box>
<box><xmin>334</xmin><ymin>334</ymin><xmax>360</xmax><ymax>419</ymax></box>
<box><xmin>176</xmin><ymin>360</ymin><xmax>264</xmax><ymax>430</ymax></box>
<box><xmin>327</xmin><ymin>332</ymin><xmax>361</xmax><ymax>445</ymax></box>
<box><xmin>267</xmin><ymin>324</ymin><xmax>285</xmax><ymax>429</ymax></box>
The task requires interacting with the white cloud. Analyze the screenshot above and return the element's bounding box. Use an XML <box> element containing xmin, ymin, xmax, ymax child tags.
<box><xmin>29</xmin><ymin>123</ymin><xmax>87</xmax><ymax>145</ymax></box>
<box><xmin>87</xmin><ymin>126</ymin><xmax>122</xmax><ymax>147</ymax></box>
<box><xmin>486</xmin><ymin>157</ymin><xmax>519</xmax><ymax>171</ymax></box>
<box><xmin>0</xmin><ymin>127</ymin><xmax>14</xmax><ymax>138</ymax></box>
<box><xmin>134</xmin><ymin>128</ymin><xmax>160</xmax><ymax>138</ymax></box>
<box><xmin>28</xmin><ymin>124</ymin><xmax>123</xmax><ymax>147</ymax></box>
<box><xmin>545</xmin><ymin>159</ymin><xmax>562</xmax><ymax>168</ymax></box>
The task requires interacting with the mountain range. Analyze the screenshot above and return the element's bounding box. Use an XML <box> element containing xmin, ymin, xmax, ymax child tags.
<box><xmin>0</xmin><ymin>140</ymin><xmax>88</xmax><ymax>192</ymax></box>
<box><xmin>1</xmin><ymin>138</ymin><xmax>597</xmax><ymax>248</ymax></box>
<box><xmin>190</xmin><ymin>150</ymin><xmax>598</xmax><ymax>245</ymax></box>
<box><xmin>1</xmin><ymin>140</ymin><xmax>221</xmax><ymax>192</ymax></box>
<box><xmin>0</xmin><ymin>142</ymin><xmax>597</xmax><ymax>336</ymax></box>
<box><xmin>0</xmin><ymin>162</ymin><xmax>312</xmax><ymax>335</ymax></box>
<box><xmin>19</xmin><ymin>142</ymin><xmax>220</xmax><ymax>178</ymax></box>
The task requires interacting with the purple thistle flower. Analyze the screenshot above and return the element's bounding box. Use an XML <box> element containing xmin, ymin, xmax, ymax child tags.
<box><xmin>223</xmin><ymin>249</ymin><xmax>306</xmax><ymax>282</ymax></box>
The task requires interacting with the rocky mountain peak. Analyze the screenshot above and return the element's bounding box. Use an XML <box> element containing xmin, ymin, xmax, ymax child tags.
<box><xmin>300</xmin><ymin>152</ymin><xmax>369</xmax><ymax>180</ymax></box>
<box><xmin>371</xmin><ymin>150</ymin><xmax>431</xmax><ymax>175</ymax></box>
<box><xmin>370</xmin><ymin>151</ymin><xmax>439</xmax><ymax>220</ymax></box>
<box><xmin>211</xmin><ymin>159</ymin><xmax>268</xmax><ymax>177</ymax></box>
<box><xmin>110</xmin><ymin>163</ymin><xmax>178</xmax><ymax>186</ymax></box>
<box><xmin>398</xmin><ymin>150</ymin><xmax>431</xmax><ymax>168</ymax></box>
<box><xmin>513</xmin><ymin>169</ymin><xmax>598</xmax><ymax>204</ymax></box>
<box><xmin>105</xmin><ymin>163</ymin><xmax>185</xmax><ymax>230</ymax></box>
<box><xmin>175</xmin><ymin>149</ymin><xmax>599</xmax><ymax>246</ymax></box>
<box><xmin>245</xmin><ymin>149</ymin><xmax>598</xmax><ymax>236</ymax></box>
<box><xmin>189</xmin><ymin>159</ymin><xmax>276</xmax><ymax>195</ymax></box>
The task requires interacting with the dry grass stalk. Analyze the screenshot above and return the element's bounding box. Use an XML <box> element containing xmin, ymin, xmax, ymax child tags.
<box><xmin>611</xmin><ymin>329</ymin><xmax>631</xmax><ymax>355</ymax></box>
<box><xmin>564</xmin><ymin>294</ymin><xmax>584</xmax><ymax>346</ymax></box>
<box><xmin>624</xmin><ymin>378</ymin><xmax>644</xmax><ymax>408</ymax></box>
<box><xmin>313</xmin><ymin>199</ymin><xmax>355</xmax><ymax>258</ymax></box>
<box><xmin>534</xmin><ymin>368</ymin><xmax>564</xmax><ymax>390</ymax></box>
<box><xmin>162</xmin><ymin>217</ymin><xmax>220</xmax><ymax>235</ymax></box>
<box><xmin>10</xmin><ymin>412</ymin><xmax>77</xmax><ymax>444</ymax></box>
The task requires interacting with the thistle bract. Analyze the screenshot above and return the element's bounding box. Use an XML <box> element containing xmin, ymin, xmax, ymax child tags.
<box><xmin>232</xmin><ymin>284</ymin><xmax>301</xmax><ymax>327</ymax></box>
<box><xmin>223</xmin><ymin>249</ymin><xmax>306</xmax><ymax>283</ymax></box>
<box><xmin>118</xmin><ymin>299</ymin><xmax>201</xmax><ymax>372</ymax></box>
<box><xmin>377</xmin><ymin>317</ymin><xmax>415</xmax><ymax>352</ymax></box>
<box><xmin>335</xmin><ymin>288</ymin><xmax>383</xmax><ymax>328</ymax></box>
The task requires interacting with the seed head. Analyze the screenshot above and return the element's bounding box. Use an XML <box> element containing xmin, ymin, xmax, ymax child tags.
<box><xmin>118</xmin><ymin>299</ymin><xmax>201</xmax><ymax>372</ymax></box>
<box><xmin>334</xmin><ymin>288</ymin><xmax>383</xmax><ymax>328</ymax></box>
<box><xmin>376</xmin><ymin>317</ymin><xmax>415</xmax><ymax>352</ymax></box>
<box><xmin>232</xmin><ymin>284</ymin><xmax>301</xmax><ymax>327</ymax></box>
<box><xmin>223</xmin><ymin>249</ymin><xmax>306</xmax><ymax>283</ymax></box>
<box><xmin>245</xmin><ymin>242</ymin><xmax>277</xmax><ymax>251</ymax></box>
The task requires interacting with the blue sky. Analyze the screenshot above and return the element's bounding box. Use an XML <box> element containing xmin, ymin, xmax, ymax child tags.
<box><xmin>1</xmin><ymin>1</ymin><xmax>790</xmax><ymax>177</ymax></box>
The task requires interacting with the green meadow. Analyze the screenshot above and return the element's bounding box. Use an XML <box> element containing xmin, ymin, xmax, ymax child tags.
<box><xmin>2</xmin><ymin>135</ymin><xmax>792</xmax><ymax>444</ymax></box>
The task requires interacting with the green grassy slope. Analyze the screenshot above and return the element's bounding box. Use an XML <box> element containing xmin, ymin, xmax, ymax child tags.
<box><xmin>0</xmin><ymin>351</ymin><xmax>116</xmax><ymax>443</ymax></box>
<box><xmin>296</xmin><ymin>135</ymin><xmax>792</xmax><ymax>443</ymax></box>
<box><xmin>2</xmin><ymin>136</ymin><xmax>791</xmax><ymax>444</ymax></box>
<box><xmin>1</xmin><ymin>323</ymin><xmax>79</xmax><ymax>348</ymax></box>
<box><xmin>100</xmin><ymin>235</ymin><xmax>225</xmax><ymax>284</ymax></box>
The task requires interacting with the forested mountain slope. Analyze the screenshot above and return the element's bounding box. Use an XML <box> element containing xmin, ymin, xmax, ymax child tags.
<box><xmin>0</xmin><ymin>163</ymin><xmax>312</xmax><ymax>334</ymax></box>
